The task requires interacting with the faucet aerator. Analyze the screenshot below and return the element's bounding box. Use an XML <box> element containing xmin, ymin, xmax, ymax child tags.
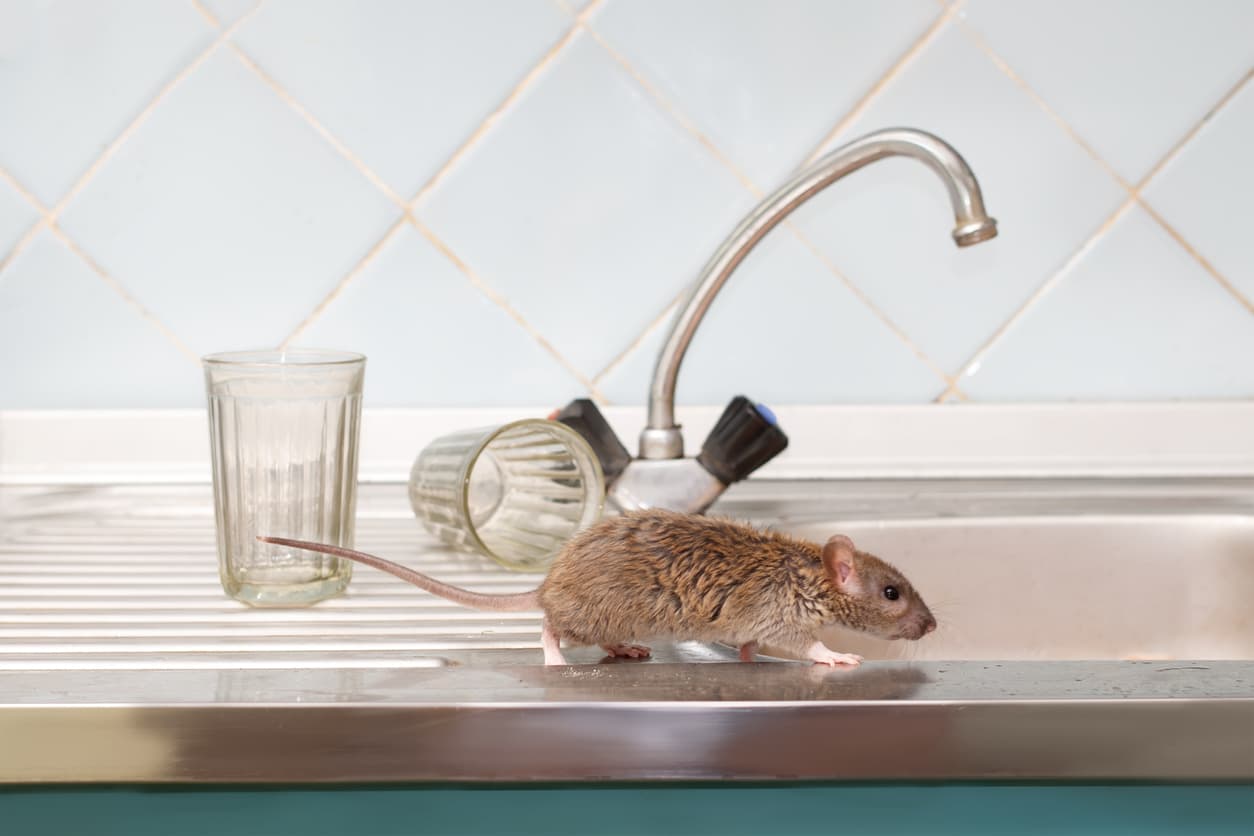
<box><xmin>953</xmin><ymin>218</ymin><xmax>999</xmax><ymax>247</ymax></box>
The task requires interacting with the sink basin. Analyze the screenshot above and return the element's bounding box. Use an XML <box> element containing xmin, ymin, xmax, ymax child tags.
<box><xmin>779</xmin><ymin>515</ymin><xmax>1254</xmax><ymax>662</ymax></box>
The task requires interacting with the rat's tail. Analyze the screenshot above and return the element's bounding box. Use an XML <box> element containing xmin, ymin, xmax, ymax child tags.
<box><xmin>257</xmin><ymin>536</ymin><xmax>541</xmax><ymax>612</ymax></box>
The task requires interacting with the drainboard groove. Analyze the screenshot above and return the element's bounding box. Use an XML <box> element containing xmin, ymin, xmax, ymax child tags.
<box><xmin>1</xmin><ymin>485</ymin><xmax>551</xmax><ymax>667</ymax></box>
<box><xmin>0</xmin><ymin>623</ymin><xmax>541</xmax><ymax>639</ymax></box>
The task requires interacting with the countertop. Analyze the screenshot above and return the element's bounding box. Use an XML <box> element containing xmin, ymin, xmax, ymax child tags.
<box><xmin>2</xmin><ymin>479</ymin><xmax>1252</xmax><ymax>783</ymax></box>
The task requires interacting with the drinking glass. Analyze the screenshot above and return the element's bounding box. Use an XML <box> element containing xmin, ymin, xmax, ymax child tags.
<box><xmin>203</xmin><ymin>349</ymin><xmax>365</xmax><ymax>606</ymax></box>
<box><xmin>408</xmin><ymin>420</ymin><xmax>604</xmax><ymax>571</ymax></box>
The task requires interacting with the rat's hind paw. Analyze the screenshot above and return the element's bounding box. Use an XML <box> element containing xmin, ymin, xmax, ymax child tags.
<box><xmin>601</xmin><ymin>643</ymin><xmax>652</xmax><ymax>659</ymax></box>
<box><xmin>804</xmin><ymin>641</ymin><xmax>862</xmax><ymax>668</ymax></box>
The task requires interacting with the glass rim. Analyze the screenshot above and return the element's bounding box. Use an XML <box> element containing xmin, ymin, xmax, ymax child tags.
<box><xmin>202</xmin><ymin>349</ymin><xmax>366</xmax><ymax>368</ymax></box>
<box><xmin>460</xmin><ymin>419</ymin><xmax>605</xmax><ymax>572</ymax></box>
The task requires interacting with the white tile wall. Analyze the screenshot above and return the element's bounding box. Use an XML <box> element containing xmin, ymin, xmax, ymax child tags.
<box><xmin>0</xmin><ymin>229</ymin><xmax>202</xmax><ymax>407</ymax></box>
<box><xmin>0</xmin><ymin>0</ymin><xmax>213</xmax><ymax>206</ymax></box>
<box><xmin>962</xmin><ymin>206</ymin><xmax>1254</xmax><ymax>400</ymax></box>
<box><xmin>416</xmin><ymin>31</ymin><xmax>757</xmax><ymax>383</ymax></box>
<box><xmin>796</xmin><ymin>21</ymin><xmax>1128</xmax><ymax>374</ymax></box>
<box><xmin>234</xmin><ymin>0</ymin><xmax>570</xmax><ymax>198</ymax></box>
<box><xmin>961</xmin><ymin>0</ymin><xmax>1254</xmax><ymax>185</ymax></box>
<box><xmin>592</xmin><ymin>0</ymin><xmax>940</xmax><ymax>188</ymax></box>
<box><xmin>58</xmin><ymin>49</ymin><xmax>400</xmax><ymax>356</ymax></box>
<box><xmin>1142</xmin><ymin>79</ymin><xmax>1254</xmax><ymax>302</ymax></box>
<box><xmin>0</xmin><ymin>0</ymin><xmax>1250</xmax><ymax>410</ymax></box>
<box><xmin>598</xmin><ymin>227</ymin><xmax>945</xmax><ymax>405</ymax></box>
<box><xmin>300</xmin><ymin>223</ymin><xmax>585</xmax><ymax>406</ymax></box>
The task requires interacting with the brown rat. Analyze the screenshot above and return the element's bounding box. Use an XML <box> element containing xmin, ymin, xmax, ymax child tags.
<box><xmin>260</xmin><ymin>509</ymin><xmax>936</xmax><ymax>666</ymax></box>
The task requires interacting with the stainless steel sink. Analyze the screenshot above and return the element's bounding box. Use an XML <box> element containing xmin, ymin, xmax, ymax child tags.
<box><xmin>2</xmin><ymin>478</ymin><xmax>1252</xmax><ymax>782</ymax></box>
<box><xmin>779</xmin><ymin>514</ymin><xmax>1254</xmax><ymax>662</ymax></box>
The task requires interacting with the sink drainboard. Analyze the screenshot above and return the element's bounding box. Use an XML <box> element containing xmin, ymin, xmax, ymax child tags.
<box><xmin>0</xmin><ymin>484</ymin><xmax>547</xmax><ymax>672</ymax></box>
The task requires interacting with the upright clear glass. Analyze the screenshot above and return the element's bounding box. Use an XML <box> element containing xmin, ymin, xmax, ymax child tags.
<box><xmin>408</xmin><ymin>420</ymin><xmax>604</xmax><ymax>572</ymax></box>
<box><xmin>203</xmin><ymin>349</ymin><xmax>365</xmax><ymax>606</ymax></box>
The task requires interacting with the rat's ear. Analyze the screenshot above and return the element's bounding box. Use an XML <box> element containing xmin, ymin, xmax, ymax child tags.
<box><xmin>822</xmin><ymin>535</ymin><xmax>860</xmax><ymax>593</ymax></box>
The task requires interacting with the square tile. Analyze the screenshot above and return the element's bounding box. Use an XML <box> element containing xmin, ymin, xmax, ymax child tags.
<box><xmin>0</xmin><ymin>229</ymin><xmax>201</xmax><ymax>408</ymax></box>
<box><xmin>417</xmin><ymin>32</ymin><xmax>756</xmax><ymax>380</ymax></box>
<box><xmin>0</xmin><ymin>0</ymin><xmax>213</xmax><ymax>205</ymax></box>
<box><xmin>0</xmin><ymin>177</ymin><xmax>41</xmax><ymax>260</ymax></box>
<box><xmin>963</xmin><ymin>206</ymin><xmax>1254</xmax><ymax>401</ymax></box>
<box><xmin>593</xmin><ymin>0</ymin><xmax>940</xmax><ymax>188</ymax></box>
<box><xmin>963</xmin><ymin>0</ymin><xmax>1254</xmax><ymax>183</ymax></box>
<box><xmin>58</xmin><ymin>50</ymin><xmax>400</xmax><ymax>357</ymax></box>
<box><xmin>1143</xmin><ymin>79</ymin><xmax>1254</xmax><ymax>301</ymax></box>
<box><xmin>597</xmin><ymin>227</ymin><xmax>945</xmax><ymax>405</ymax></box>
<box><xmin>794</xmin><ymin>22</ymin><xmax>1127</xmax><ymax>373</ymax></box>
<box><xmin>301</xmin><ymin>224</ymin><xmax>585</xmax><ymax>406</ymax></box>
<box><xmin>234</xmin><ymin>0</ymin><xmax>569</xmax><ymax>198</ymax></box>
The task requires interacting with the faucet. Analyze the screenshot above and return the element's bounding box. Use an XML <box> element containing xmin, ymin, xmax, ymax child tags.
<box><xmin>556</xmin><ymin>128</ymin><xmax>998</xmax><ymax>514</ymax></box>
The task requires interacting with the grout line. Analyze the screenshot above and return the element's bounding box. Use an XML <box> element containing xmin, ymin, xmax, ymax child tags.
<box><xmin>784</xmin><ymin>223</ymin><xmax>958</xmax><ymax>386</ymax></box>
<box><xmin>1119</xmin><ymin>68</ymin><xmax>1253</xmax><ymax>314</ymax></box>
<box><xmin>0</xmin><ymin>167</ymin><xmax>50</xmax><ymax>275</ymax></box>
<box><xmin>0</xmin><ymin>166</ymin><xmax>50</xmax><ymax>274</ymax></box>
<box><xmin>0</xmin><ymin>167</ymin><xmax>199</xmax><ymax>368</ymax></box>
<box><xmin>802</xmin><ymin>2</ymin><xmax>959</xmax><ymax>166</ymax></box>
<box><xmin>49</xmin><ymin>2</ymin><xmax>265</xmax><ymax>221</ymax></box>
<box><xmin>47</xmin><ymin>224</ymin><xmax>201</xmax><ymax>363</ymax></box>
<box><xmin>409</xmin><ymin>1</ymin><xmax>602</xmax><ymax>208</ymax></box>
<box><xmin>227</xmin><ymin>43</ymin><xmax>407</xmax><ymax>207</ymax></box>
<box><xmin>190</xmin><ymin>0</ymin><xmax>221</xmax><ymax>27</ymax></box>
<box><xmin>0</xmin><ymin>162</ymin><xmax>50</xmax><ymax>271</ymax></box>
<box><xmin>1138</xmin><ymin>202</ymin><xmax>1254</xmax><ymax>314</ymax></box>
<box><xmin>939</xmin><ymin>197</ymin><xmax>1139</xmax><ymax>399</ymax></box>
<box><xmin>0</xmin><ymin>165</ymin><xmax>48</xmax><ymax>215</ymax></box>
<box><xmin>956</xmin><ymin>19</ymin><xmax>1134</xmax><ymax>191</ymax></box>
<box><xmin>0</xmin><ymin>219</ymin><xmax>47</xmax><ymax>277</ymax></box>
<box><xmin>412</xmin><ymin>218</ymin><xmax>606</xmax><ymax>400</ymax></box>
<box><xmin>280</xmin><ymin>214</ymin><xmax>411</xmax><ymax>348</ymax></box>
<box><xmin>1138</xmin><ymin>69</ymin><xmax>1253</xmax><ymax>193</ymax></box>
<box><xmin>590</xmin><ymin>291</ymin><xmax>686</xmax><ymax>389</ymax></box>
<box><xmin>582</xmin><ymin>25</ymin><xmax>762</xmax><ymax>196</ymax></box>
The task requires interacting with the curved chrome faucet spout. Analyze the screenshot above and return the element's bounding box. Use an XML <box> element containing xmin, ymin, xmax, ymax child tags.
<box><xmin>639</xmin><ymin>128</ymin><xmax>998</xmax><ymax>460</ymax></box>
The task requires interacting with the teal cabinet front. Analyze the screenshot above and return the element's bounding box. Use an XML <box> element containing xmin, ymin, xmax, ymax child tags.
<box><xmin>4</xmin><ymin>784</ymin><xmax>1252</xmax><ymax>835</ymax></box>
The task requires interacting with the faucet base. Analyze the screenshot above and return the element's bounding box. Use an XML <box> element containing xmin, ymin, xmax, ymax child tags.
<box><xmin>638</xmin><ymin>426</ymin><xmax>685</xmax><ymax>460</ymax></box>
<box><xmin>609</xmin><ymin>458</ymin><xmax>725</xmax><ymax>514</ymax></box>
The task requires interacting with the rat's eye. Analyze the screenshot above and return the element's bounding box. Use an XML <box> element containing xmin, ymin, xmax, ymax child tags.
<box><xmin>883</xmin><ymin>586</ymin><xmax>900</xmax><ymax>601</ymax></box>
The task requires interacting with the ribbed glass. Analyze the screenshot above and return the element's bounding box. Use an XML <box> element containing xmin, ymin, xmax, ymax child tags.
<box><xmin>407</xmin><ymin>420</ymin><xmax>604</xmax><ymax>571</ymax></box>
<box><xmin>203</xmin><ymin>350</ymin><xmax>364</xmax><ymax>606</ymax></box>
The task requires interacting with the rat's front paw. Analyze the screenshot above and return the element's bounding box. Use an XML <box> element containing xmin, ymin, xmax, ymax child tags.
<box><xmin>805</xmin><ymin>642</ymin><xmax>862</xmax><ymax>667</ymax></box>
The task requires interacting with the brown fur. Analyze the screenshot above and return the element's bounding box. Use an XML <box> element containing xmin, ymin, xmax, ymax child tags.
<box><xmin>539</xmin><ymin>510</ymin><xmax>934</xmax><ymax>655</ymax></box>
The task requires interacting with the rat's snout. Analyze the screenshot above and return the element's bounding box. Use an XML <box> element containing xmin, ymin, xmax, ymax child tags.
<box><xmin>904</xmin><ymin>612</ymin><xmax>937</xmax><ymax>641</ymax></box>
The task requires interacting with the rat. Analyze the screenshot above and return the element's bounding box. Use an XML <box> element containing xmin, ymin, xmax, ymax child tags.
<box><xmin>260</xmin><ymin>509</ymin><xmax>936</xmax><ymax>667</ymax></box>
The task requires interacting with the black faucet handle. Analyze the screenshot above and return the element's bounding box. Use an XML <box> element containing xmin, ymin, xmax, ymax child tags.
<box><xmin>697</xmin><ymin>395</ymin><xmax>789</xmax><ymax>485</ymax></box>
<box><xmin>550</xmin><ymin>399</ymin><xmax>632</xmax><ymax>486</ymax></box>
